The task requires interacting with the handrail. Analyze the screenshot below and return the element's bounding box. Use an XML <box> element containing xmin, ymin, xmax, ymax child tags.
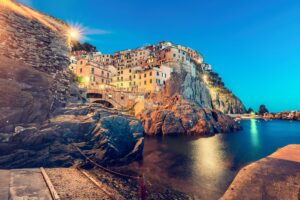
<box><xmin>71</xmin><ymin>144</ymin><xmax>147</xmax><ymax>200</ymax></box>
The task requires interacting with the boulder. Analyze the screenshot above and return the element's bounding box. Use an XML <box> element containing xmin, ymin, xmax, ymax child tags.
<box><xmin>0</xmin><ymin>104</ymin><xmax>144</xmax><ymax>168</ymax></box>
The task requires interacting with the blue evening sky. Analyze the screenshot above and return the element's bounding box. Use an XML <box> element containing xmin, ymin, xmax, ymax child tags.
<box><xmin>18</xmin><ymin>0</ymin><xmax>300</xmax><ymax>112</ymax></box>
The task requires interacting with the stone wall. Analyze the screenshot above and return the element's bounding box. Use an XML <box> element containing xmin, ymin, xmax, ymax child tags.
<box><xmin>0</xmin><ymin>2</ymin><xmax>74</xmax><ymax>132</ymax></box>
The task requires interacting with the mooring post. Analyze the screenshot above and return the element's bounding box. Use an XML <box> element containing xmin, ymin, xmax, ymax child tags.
<box><xmin>139</xmin><ymin>174</ymin><xmax>147</xmax><ymax>200</ymax></box>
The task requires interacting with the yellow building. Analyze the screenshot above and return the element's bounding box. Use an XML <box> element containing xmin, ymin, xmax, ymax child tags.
<box><xmin>112</xmin><ymin>65</ymin><xmax>173</xmax><ymax>93</ymax></box>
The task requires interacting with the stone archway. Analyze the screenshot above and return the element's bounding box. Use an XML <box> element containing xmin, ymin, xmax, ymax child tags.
<box><xmin>93</xmin><ymin>99</ymin><xmax>114</xmax><ymax>108</ymax></box>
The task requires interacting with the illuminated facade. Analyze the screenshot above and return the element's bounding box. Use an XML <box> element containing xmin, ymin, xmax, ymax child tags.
<box><xmin>75</xmin><ymin>59</ymin><xmax>114</xmax><ymax>88</ymax></box>
<box><xmin>112</xmin><ymin>65</ymin><xmax>173</xmax><ymax>92</ymax></box>
<box><xmin>72</xmin><ymin>41</ymin><xmax>209</xmax><ymax>91</ymax></box>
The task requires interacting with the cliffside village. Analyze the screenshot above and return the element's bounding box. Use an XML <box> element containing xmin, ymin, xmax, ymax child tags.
<box><xmin>69</xmin><ymin>41</ymin><xmax>212</xmax><ymax>93</ymax></box>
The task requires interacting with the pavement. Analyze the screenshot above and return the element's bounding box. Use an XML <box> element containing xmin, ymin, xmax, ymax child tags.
<box><xmin>0</xmin><ymin>168</ymin><xmax>52</xmax><ymax>200</ymax></box>
<box><xmin>221</xmin><ymin>144</ymin><xmax>300</xmax><ymax>200</ymax></box>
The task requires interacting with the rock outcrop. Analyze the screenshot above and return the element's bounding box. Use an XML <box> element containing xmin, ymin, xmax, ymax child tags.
<box><xmin>203</xmin><ymin>71</ymin><xmax>246</xmax><ymax>114</ymax></box>
<box><xmin>258</xmin><ymin>104</ymin><xmax>269</xmax><ymax>115</ymax></box>
<box><xmin>136</xmin><ymin>95</ymin><xmax>240</xmax><ymax>136</ymax></box>
<box><xmin>0</xmin><ymin>104</ymin><xmax>144</xmax><ymax>168</ymax></box>
<box><xmin>0</xmin><ymin>2</ymin><xmax>78</xmax><ymax>132</ymax></box>
<box><xmin>263</xmin><ymin>111</ymin><xmax>300</xmax><ymax>121</ymax></box>
<box><xmin>135</xmin><ymin>66</ymin><xmax>242</xmax><ymax>136</ymax></box>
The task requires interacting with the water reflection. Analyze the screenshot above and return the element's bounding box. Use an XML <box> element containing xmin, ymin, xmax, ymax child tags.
<box><xmin>123</xmin><ymin>120</ymin><xmax>300</xmax><ymax>199</ymax></box>
<box><xmin>250</xmin><ymin>119</ymin><xmax>259</xmax><ymax>146</ymax></box>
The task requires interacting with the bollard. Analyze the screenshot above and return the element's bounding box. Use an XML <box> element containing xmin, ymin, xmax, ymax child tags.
<box><xmin>139</xmin><ymin>174</ymin><xmax>147</xmax><ymax>200</ymax></box>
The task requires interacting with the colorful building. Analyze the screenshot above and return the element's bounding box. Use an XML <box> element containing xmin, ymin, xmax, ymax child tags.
<box><xmin>75</xmin><ymin>59</ymin><xmax>114</xmax><ymax>88</ymax></box>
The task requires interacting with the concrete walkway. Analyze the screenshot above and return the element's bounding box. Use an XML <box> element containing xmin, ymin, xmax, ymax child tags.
<box><xmin>0</xmin><ymin>169</ymin><xmax>52</xmax><ymax>200</ymax></box>
<box><xmin>222</xmin><ymin>144</ymin><xmax>300</xmax><ymax>200</ymax></box>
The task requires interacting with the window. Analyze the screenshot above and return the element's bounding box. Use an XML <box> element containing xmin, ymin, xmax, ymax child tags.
<box><xmin>156</xmin><ymin>71</ymin><xmax>159</xmax><ymax>76</ymax></box>
<box><xmin>91</xmin><ymin>68</ymin><xmax>95</xmax><ymax>74</ymax></box>
<box><xmin>173</xmin><ymin>54</ymin><xmax>176</xmax><ymax>57</ymax></box>
<box><xmin>150</xmin><ymin>79</ymin><xmax>152</xmax><ymax>84</ymax></box>
<box><xmin>129</xmin><ymin>75</ymin><xmax>132</xmax><ymax>80</ymax></box>
<box><xmin>121</xmin><ymin>77</ymin><xmax>123</xmax><ymax>81</ymax></box>
<box><xmin>102</xmin><ymin>79</ymin><xmax>104</xmax><ymax>83</ymax></box>
<box><xmin>133</xmin><ymin>75</ymin><xmax>136</xmax><ymax>79</ymax></box>
<box><xmin>107</xmin><ymin>72</ymin><xmax>109</xmax><ymax>78</ymax></box>
<box><xmin>102</xmin><ymin>71</ymin><xmax>104</xmax><ymax>75</ymax></box>
<box><xmin>80</xmin><ymin>68</ymin><xmax>82</xmax><ymax>73</ymax></box>
<box><xmin>139</xmin><ymin>75</ymin><xmax>141</xmax><ymax>79</ymax></box>
<box><xmin>144</xmin><ymin>80</ymin><xmax>147</xmax><ymax>85</ymax></box>
<box><xmin>144</xmin><ymin>73</ymin><xmax>146</xmax><ymax>78</ymax></box>
<box><xmin>150</xmin><ymin>72</ymin><xmax>152</xmax><ymax>76</ymax></box>
<box><xmin>129</xmin><ymin>82</ymin><xmax>131</xmax><ymax>86</ymax></box>
<box><xmin>156</xmin><ymin>79</ymin><xmax>161</xmax><ymax>84</ymax></box>
<box><xmin>129</xmin><ymin>69</ymin><xmax>132</xmax><ymax>73</ymax></box>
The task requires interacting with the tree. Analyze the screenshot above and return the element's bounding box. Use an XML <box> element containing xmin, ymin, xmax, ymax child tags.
<box><xmin>258</xmin><ymin>105</ymin><xmax>269</xmax><ymax>115</ymax></box>
<box><xmin>72</xmin><ymin>42</ymin><xmax>97</xmax><ymax>52</ymax></box>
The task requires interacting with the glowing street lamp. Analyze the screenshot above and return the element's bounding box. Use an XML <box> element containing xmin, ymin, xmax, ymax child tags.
<box><xmin>68</xmin><ymin>27</ymin><xmax>81</xmax><ymax>41</ymax></box>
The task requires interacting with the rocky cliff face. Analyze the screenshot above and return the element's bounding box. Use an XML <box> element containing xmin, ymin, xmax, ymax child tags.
<box><xmin>204</xmin><ymin>71</ymin><xmax>246</xmax><ymax>114</ymax></box>
<box><xmin>135</xmin><ymin>64</ymin><xmax>244</xmax><ymax>136</ymax></box>
<box><xmin>0</xmin><ymin>2</ymin><xmax>75</xmax><ymax>132</ymax></box>
<box><xmin>136</xmin><ymin>95</ymin><xmax>240</xmax><ymax>136</ymax></box>
<box><xmin>162</xmin><ymin>64</ymin><xmax>246</xmax><ymax>114</ymax></box>
<box><xmin>0</xmin><ymin>1</ymin><xmax>143</xmax><ymax>167</ymax></box>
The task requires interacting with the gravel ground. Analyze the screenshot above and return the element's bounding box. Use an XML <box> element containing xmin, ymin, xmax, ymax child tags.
<box><xmin>45</xmin><ymin>167</ymin><xmax>191</xmax><ymax>200</ymax></box>
<box><xmin>89</xmin><ymin>168</ymin><xmax>192</xmax><ymax>200</ymax></box>
<box><xmin>45</xmin><ymin>168</ymin><xmax>110</xmax><ymax>200</ymax></box>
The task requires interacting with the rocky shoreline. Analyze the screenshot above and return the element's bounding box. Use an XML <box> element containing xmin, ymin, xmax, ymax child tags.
<box><xmin>263</xmin><ymin>111</ymin><xmax>300</xmax><ymax>121</ymax></box>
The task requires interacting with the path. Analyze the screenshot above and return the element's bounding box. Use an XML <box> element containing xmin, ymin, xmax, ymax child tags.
<box><xmin>0</xmin><ymin>168</ymin><xmax>53</xmax><ymax>200</ymax></box>
<box><xmin>45</xmin><ymin>168</ymin><xmax>111</xmax><ymax>200</ymax></box>
<box><xmin>222</xmin><ymin>144</ymin><xmax>300</xmax><ymax>200</ymax></box>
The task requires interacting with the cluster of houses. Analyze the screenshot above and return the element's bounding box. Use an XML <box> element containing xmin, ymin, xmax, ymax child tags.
<box><xmin>70</xmin><ymin>41</ymin><xmax>212</xmax><ymax>93</ymax></box>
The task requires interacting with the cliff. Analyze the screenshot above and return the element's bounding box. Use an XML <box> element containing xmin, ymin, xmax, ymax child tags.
<box><xmin>0</xmin><ymin>1</ymin><xmax>143</xmax><ymax>167</ymax></box>
<box><xmin>0</xmin><ymin>1</ymin><xmax>74</xmax><ymax>132</ymax></box>
<box><xmin>162</xmin><ymin>63</ymin><xmax>246</xmax><ymax>114</ymax></box>
<box><xmin>203</xmin><ymin>71</ymin><xmax>246</xmax><ymax>114</ymax></box>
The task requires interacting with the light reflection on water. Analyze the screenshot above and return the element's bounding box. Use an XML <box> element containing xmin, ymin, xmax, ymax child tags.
<box><xmin>250</xmin><ymin>119</ymin><xmax>259</xmax><ymax>146</ymax></box>
<box><xmin>124</xmin><ymin>120</ymin><xmax>300</xmax><ymax>199</ymax></box>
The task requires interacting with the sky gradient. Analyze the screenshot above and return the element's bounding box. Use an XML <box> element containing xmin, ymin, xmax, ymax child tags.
<box><xmin>18</xmin><ymin>0</ymin><xmax>300</xmax><ymax>112</ymax></box>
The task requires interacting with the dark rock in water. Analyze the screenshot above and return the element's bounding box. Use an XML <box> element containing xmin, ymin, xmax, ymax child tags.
<box><xmin>136</xmin><ymin>95</ymin><xmax>240</xmax><ymax>136</ymax></box>
<box><xmin>0</xmin><ymin>104</ymin><xmax>144</xmax><ymax>169</ymax></box>
<box><xmin>258</xmin><ymin>104</ymin><xmax>269</xmax><ymax>115</ymax></box>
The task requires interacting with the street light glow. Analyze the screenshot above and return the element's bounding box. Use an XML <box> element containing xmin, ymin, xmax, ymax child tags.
<box><xmin>68</xmin><ymin>27</ymin><xmax>81</xmax><ymax>41</ymax></box>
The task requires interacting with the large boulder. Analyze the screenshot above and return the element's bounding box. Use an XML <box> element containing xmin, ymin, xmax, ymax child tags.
<box><xmin>0</xmin><ymin>104</ymin><xmax>144</xmax><ymax>168</ymax></box>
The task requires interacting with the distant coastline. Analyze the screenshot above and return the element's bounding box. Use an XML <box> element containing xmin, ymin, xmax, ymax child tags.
<box><xmin>229</xmin><ymin>111</ymin><xmax>300</xmax><ymax>121</ymax></box>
